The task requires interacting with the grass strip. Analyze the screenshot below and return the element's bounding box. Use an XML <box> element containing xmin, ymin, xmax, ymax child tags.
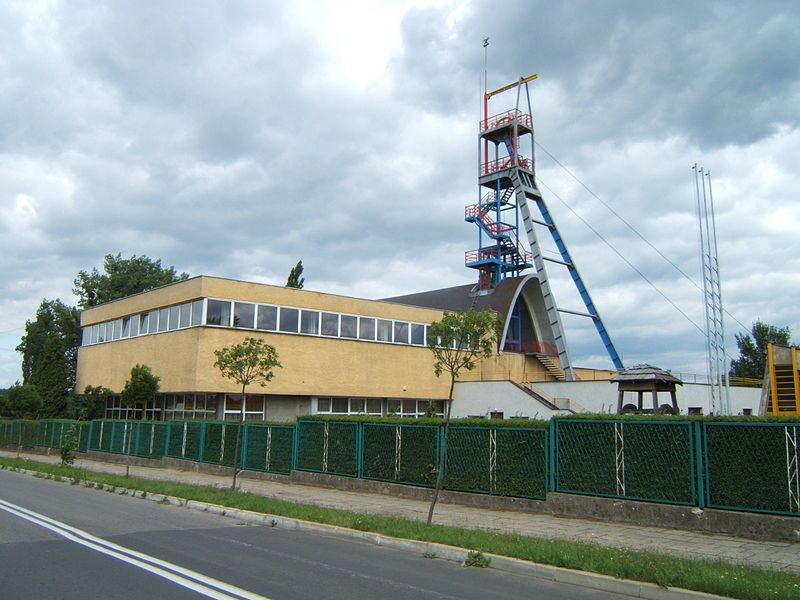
<box><xmin>1</xmin><ymin>457</ymin><xmax>797</xmax><ymax>600</ymax></box>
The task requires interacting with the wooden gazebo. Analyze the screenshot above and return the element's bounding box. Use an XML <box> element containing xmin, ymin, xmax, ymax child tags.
<box><xmin>612</xmin><ymin>364</ymin><xmax>682</xmax><ymax>414</ymax></box>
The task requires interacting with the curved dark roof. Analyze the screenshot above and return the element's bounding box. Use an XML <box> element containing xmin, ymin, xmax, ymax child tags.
<box><xmin>382</xmin><ymin>275</ymin><xmax>529</xmax><ymax>318</ymax></box>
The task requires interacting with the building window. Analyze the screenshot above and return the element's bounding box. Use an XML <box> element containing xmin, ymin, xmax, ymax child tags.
<box><xmin>317</xmin><ymin>397</ymin><xmax>331</xmax><ymax>412</ymax></box>
<box><xmin>340</xmin><ymin>315</ymin><xmax>358</xmax><ymax>339</ymax></box>
<box><xmin>257</xmin><ymin>305</ymin><xmax>278</xmax><ymax>331</ymax></box>
<box><xmin>411</xmin><ymin>323</ymin><xmax>425</xmax><ymax>345</ymax></box>
<box><xmin>688</xmin><ymin>407</ymin><xmax>703</xmax><ymax>415</ymax></box>
<box><xmin>139</xmin><ymin>313</ymin><xmax>150</xmax><ymax>335</ymax></box>
<box><xmin>168</xmin><ymin>305</ymin><xmax>180</xmax><ymax>331</ymax></box>
<box><xmin>300</xmin><ymin>310</ymin><xmax>319</xmax><ymax>335</ymax></box>
<box><xmin>179</xmin><ymin>303</ymin><xmax>192</xmax><ymax>328</ymax></box>
<box><xmin>358</xmin><ymin>317</ymin><xmax>375</xmax><ymax>340</ymax></box>
<box><xmin>279</xmin><ymin>307</ymin><xmax>299</xmax><ymax>333</ymax></box>
<box><xmin>81</xmin><ymin>327</ymin><xmax>91</xmax><ymax>346</ymax></box>
<box><xmin>234</xmin><ymin>302</ymin><xmax>255</xmax><ymax>328</ymax></box>
<box><xmin>130</xmin><ymin>314</ymin><xmax>139</xmax><ymax>336</ymax></box>
<box><xmin>223</xmin><ymin>394</ymin><xmax>265</xmax><ymax>421</ymax></box>
<box><xmin>206</xmin><ymin>300</ymin><xmax>231</xmax><ymax>326</ymax></box>
<box><xmin>387</xmin><ymin>398</ymin><xmax>444</xmax><ymax>418</ymax></box>
<box><xmin>394</xmin><ymin>322</ymin><xmax>409</xmax><ymax>344</ymax></box>
<box><xmin>331</xmin><ymin>398</ymin><xmax>349</xmax><ymax>413</ymax></box>
<box><xmin>158</xmin><ymin>308</ymin><xmax>169</xmax><ymax>332</ymax></box>
<box><xmin>321</xmin><ymin>312</ymin><xmax>339</xmax><ymax>336</ymax></box>
<box><xmin>191</xmin><ymin>299</ymin><xmax>203</xmax><ymax>326</ymax></box>
<box><xmin>377</xmin><ymin>319</ymin><xmax>392</xmax><ymax>342</ymax></box>
<box><xmin>121</xmin><ymin>317</ymin><xmax>131</xmax><ymax>338</ymax></box>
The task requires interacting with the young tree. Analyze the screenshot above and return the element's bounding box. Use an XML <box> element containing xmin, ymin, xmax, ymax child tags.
<box><xmin>214</xmin><ymin>337</ymin><xmax>281</xmax><ymax>490</ymax></box>
<box><xmin>425</xmin><ymin>309</ymin><xmax>502</xmax><ymax>525</ymax></box>
<box><xmin>285</xmin><ymin>260</ymin><xmax>305</xmax><ymax>289</ymax></box>
<box><xmin>73</xmin><ymin>253</ymin><xmax>189</xmax><ymax>308</ymax></box>
<box><xmin>121</xmin><ymin>365</ymin><xmax>160</xmax><ymax>416</ymax></box>
<box><xmin>730</xmin><ymin>321</ymin><xmax>792</xmax><ymax>379</ymax></box>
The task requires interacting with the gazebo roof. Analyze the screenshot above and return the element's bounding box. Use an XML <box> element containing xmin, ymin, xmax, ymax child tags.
<box><xmin>611</xmin><ymin>363</ymin><xmax>683</xmax><ymax>385</ymax></box>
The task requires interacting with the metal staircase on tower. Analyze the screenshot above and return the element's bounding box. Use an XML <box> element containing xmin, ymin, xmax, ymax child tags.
<box><xmin>465</xmin><ymin>72</ymin><xmax>624</xmax><ymax>379</ymax></box>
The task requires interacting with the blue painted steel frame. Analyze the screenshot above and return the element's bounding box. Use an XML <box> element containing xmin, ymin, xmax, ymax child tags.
<box><xmin>534</xmin><ymin>198</ymin><xmax>624</xmax><ymax>369</ymax></box>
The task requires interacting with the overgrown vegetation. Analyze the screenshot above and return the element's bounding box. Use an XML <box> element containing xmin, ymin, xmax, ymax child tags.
<box><xmin>0</xmin><ymin>456</ymin><xmax>796</xmax><ymax>600</ymax></box>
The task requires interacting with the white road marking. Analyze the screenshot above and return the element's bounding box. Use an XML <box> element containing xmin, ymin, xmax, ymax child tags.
<box><xmin>0</xmin><ymin>498</ymin><xmax>271</xmax><ymax>600</ymax></box>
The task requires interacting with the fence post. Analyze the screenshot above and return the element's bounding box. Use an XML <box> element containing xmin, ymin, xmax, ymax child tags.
<box><xmin>435</xmin><ymin>424</ymin><xmax>443</xmax><ymax>482</ymax></box>
<box><xmin>356</xmin><ymin>423</ymin><xmax>364</xmax><ymax>479</ymax></box>
<box><xmin>693</xmin><ymin>421</ymin><xmax>706</xmax><ymax>509</ymax></box>
<box><xmin>198</xmin><ymin>422</ymin><xmax>207</xmax><ymax>462</ymax></box>
<box><xmin>548</xmin><ymin>419</ymin><xmax>557</xmax><ymax>493</ymax></box>
<box><xmin>164</xmin><ymin>421</ymin><xmax>172</xmax><ymax>457</ymax></box>
<box><xmin>240</xmin><ymin>424</ymin><xmax>249</xmax><ymax>470</ymax></box>
<box><xmin>291</xmin><ymin>423</ymin><xmax>300</xmax><ymax>471</ymax></box>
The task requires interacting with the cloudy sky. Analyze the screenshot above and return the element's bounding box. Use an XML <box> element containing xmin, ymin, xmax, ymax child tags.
<box><xmin>1</xmin><ymin>0</ymin><xmax>798</xmax><ymax>386</ymax></box>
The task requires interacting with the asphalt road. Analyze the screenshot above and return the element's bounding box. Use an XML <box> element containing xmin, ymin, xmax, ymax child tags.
<box><xmin>0</xmin><ymin>469</ymin><xmax>631</xmax><ymax>599</ymax></box>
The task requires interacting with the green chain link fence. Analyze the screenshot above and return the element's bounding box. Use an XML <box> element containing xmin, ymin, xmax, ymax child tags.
<box><xmin>703</xmin><ymin>422</ymin><xmax>800</xmax><ymax>515</ymax></box>
<box><xmin>295</xmin><ymin>420</ymin><xmax>359</xmax><ymax>476</ymax></box>
<box><xmin>362</xmin><ymin>423</ymin><xmax>438</xmax><ymax>487</ymax></box>
<box><xmin>242</xmin><ymin>424</ymin><xmax>295</xmax><ymax>475</ymax></box>
<box><xmin>3</xmin><ymin>416</ymin><xmax>800</xmax><ymax>517</ymax></box>
<box><xmin>554</xmin><ymin>419</ymin><xmax>696</xmax><ymax>505</ymax></box>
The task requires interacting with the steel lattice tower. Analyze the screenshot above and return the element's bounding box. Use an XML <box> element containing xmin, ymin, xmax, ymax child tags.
<box><xmin>465</xmin><ymin>73</ymin><xmax>624</xmax><ymax>378</ymax></box>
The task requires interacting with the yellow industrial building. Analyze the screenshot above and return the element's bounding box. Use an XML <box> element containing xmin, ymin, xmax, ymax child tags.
<box><xmin>76</xmin><ymin>274</ymin><xmax>565</xmax><ymax>421</ymax></box>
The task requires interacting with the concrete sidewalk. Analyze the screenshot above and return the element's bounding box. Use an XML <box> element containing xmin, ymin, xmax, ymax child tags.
<box><xmin>3</xmin><ymin>449</ymin><xmax>799</xmax><ymax>574</ymax></box>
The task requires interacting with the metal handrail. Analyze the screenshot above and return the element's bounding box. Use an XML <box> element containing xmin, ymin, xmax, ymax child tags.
<box><xmin>480</xmin><ymin>155</ymin><xmax>533</xmax><ymax>176</ymax></box>
<box><xmin>479</xmin><ymin>109</ymin><xmax>532</xmax><ymax>132</ymax></box>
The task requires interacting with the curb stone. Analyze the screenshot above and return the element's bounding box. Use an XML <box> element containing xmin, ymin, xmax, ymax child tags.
<box><xmin>2</xmin><ymin>465</ymin><xmax>731</xmax><ymax>600</ymax></box>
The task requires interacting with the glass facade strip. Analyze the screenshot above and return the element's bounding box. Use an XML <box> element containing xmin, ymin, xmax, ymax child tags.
<box><xmin>81</xmin><ymin>295</ymin><xmax>433</xmax><ymax>350</ymax></box>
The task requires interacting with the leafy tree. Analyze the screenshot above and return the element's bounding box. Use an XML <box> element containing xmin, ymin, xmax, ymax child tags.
<box><xmin>214</xmin><ymin>337</ymin><xmax>281</xmax><ymax>489</ymax></box>
<box><xmin>16</xmin><ymin>299</ymin><xmax>79</xmax><ymax>418</ymax></box>
<box><xmin>285</xmin><ymin>260</ymin><xmax>305</xmax><ymax>289</ymax></box>
<box><xmin>121</xmin><ymin>365</ymin><xmax>160</xmax><ymax>413</ymax></box>
<box><xmin>73</xmin><ymin>253</ymin><xmax>188</xmax><ymax>308</ymax></box>
<box><xmin>69</xmin><ymin>385</ymin><xmax>113</xmax><ymax>421</ymax></box>
<box><xmin>425</xmin><ymin>309</ymin><xmax>502</xmax><ymax>525</ymax></box>
<box><xmin>4</xmin><ymin>384</ymin><xmax>43</xmax><ymax>419</ymax></box>
<box><xmin>730</xmin><ymin>321</ymin><xmax>792</xmax><ymax>379</ymax></box>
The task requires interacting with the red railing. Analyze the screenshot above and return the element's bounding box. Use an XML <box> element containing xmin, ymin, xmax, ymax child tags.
<box><xmin>480</xmin><ymin>155</ymin><xmax>533</xmax><ymax>176</ymax></box>
<box><xmin>464</xmin><ymin>205</ymin><xmax>513</xmax><ymax>236</ymax></box>
<box><xmin>480</xmin><ymin>109</ymin><xmax>532</xmax><ymax>132</ymax></box>
<box><xmin>503</xmin><ymin>340</ymin><xmax>559</xmax><ymax>356</ymax></box>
